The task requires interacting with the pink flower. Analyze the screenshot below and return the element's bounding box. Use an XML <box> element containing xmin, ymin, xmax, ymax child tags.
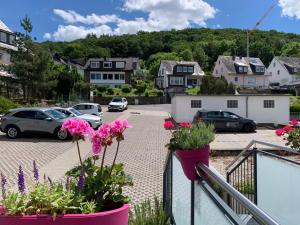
<box><xmin>90</xmin><ymin>132</ymin><xmax>102</xmax><ymax>156</ymax></box>
<box><xmin>164</xmin><ymin>121</ymin><xmax>174</xmax><ymax>129</ymax></box>
<box><xmin>98</xmin><ymin>123</ymin><xmax>111</xmax><ymax>139</ymax></box>
<box><xmin>111</xmin><ymin>119</ymin><xmax>132</xmax><ymax>136</ymax></box>
<box><xmin>179</xmin><ymin>121</ymin><xmax>192</xmax><ymax>128</ymax></box>
<box><xmin>62</xmin><ymin>118</ymin><xmax>91</xmax><ymax>136</ymax></box>
<box><xmin>275</xmin><ymin>129</ymin><xmax>285</xmax><ymax>136</ymax></box>
<box><xmin>283</xmin><ymin>125</ymin><xmax>293</xmax><ymax>133</ymax></box>
<box><xmin>290</xmin><ymin>119</ymin><xmax>298</xmax><ymax>126</ymax></box>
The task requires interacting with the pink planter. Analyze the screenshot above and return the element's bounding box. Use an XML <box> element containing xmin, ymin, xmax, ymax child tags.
<box><xmin>0</xmin><ymin>204</ymin><xmax>129</xmax><ymax>225</ymax></box>
<box><xmin>176</xmin><ymin>145</ymin><xmax>209</xmax><ymax>181</ymax></box>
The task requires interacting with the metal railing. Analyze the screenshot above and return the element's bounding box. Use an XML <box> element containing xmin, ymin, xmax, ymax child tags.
<box><xmin>163</xmin><ymin>152</ymin><xmax>280</xmax><ymax>225</ymax></box>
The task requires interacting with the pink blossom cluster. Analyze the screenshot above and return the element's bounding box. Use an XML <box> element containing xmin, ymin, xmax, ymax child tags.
<box><xmin>275</xmin><ymin>119</ymin><xmax>298</xmax><ymax>136</ymax></box>
<box><xmin>90</xmin><ymin>119</ymin><xmax>132</xmax><ymax>156</ymax></box>
<box><xmin>62</xmin><ymin>118</ymin><xmax>92</xmax><ymax>137</ymax></box>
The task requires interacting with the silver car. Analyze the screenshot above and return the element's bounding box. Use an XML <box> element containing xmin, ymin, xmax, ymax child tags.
<box><xmin>53</xmin><ymin>107</ymin><xmax>103</xmax><ymax>129</ymax></box>
<box><xmin>0</xmin><ymin>108</ymin><xmax>69</xmax><ymax>140</ymax></box>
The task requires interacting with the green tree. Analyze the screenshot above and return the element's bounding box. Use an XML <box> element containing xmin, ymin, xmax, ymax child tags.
<box><xmin>281</xmin><ymin>42</ymin><xmax>300</xmax><ymax>57</ymax></box>
<box><xmin>193</xmin><ymin>44</ymin><xmax>209</xmax><ymax>70</ymax></box>
<box><xmin>180</xmin><ymin>49</ymin><xmax>193</xmax><ymax>61</ymax></box>
<box><xmin>147</xmin><ymin>52</ymin><xmax>181</xmax><ymax>76</ymax></box>
<box><xmin>20</xmin><ymin>15</ymin><xmax>33</xmax><ymax>36</ymax></box>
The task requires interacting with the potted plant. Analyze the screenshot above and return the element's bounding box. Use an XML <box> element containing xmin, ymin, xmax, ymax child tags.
<box><xmin>164</xmin><ymin>121</ymin><xmax>215</xmax><ymax>181</ymax></box>
<box><xmin>0</xmin><ymin>118</ymin><xmax>133</xmax><ymax>225</ymax></box>
<box><xmin>276</xmin><ymin>119</ymin><xmax>300</xmax><ymax>150</ymax></box>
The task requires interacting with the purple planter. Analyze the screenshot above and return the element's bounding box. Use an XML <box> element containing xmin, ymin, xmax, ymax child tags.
<box><xmin>0</xmin><ymin>204</ymin><xmax>129</xmax><ymax>225</ymax></box>
<box><xmin>176</xmin><ymin>145</ymin><xmax>209</xmax><ymax>181</ymax></box>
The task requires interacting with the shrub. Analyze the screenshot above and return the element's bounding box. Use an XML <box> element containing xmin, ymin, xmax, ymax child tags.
<box><xmin>145</xmin><ymin>92</ymin><xmax>149</xmax><ymax>97</ymax></box>
<box><xmin>95</xmin><ymin>92</ymin><xmax>102</xmax><ymax>97</ymax></box>
<box><xmin>97</xmin><ymin>86</ymin><xmax>107</xmax><ymax>93</ymax></box>
<box><xmin>0</xmin><ymin>96</ymin><xmax>20</xmax><ymax>114</ymax></box>
<box><xmin>156</xmin><ymin>90</ymin><xmax>164</xmax><ymax>97</ymax></box>
<box><xmin>122</xmin><ymin>85</ymin><xmax>131</xmax><ymax>94</ymax></box>
<box><xmin>290</xmin><ymin>103</ymin><xmax>300</xmax><ymax>112</ymax></box>
<box><xmin>106</xmin><ymin>88</ymin><xmax>114</xmax><ymax>95</ymax></box>
<box><xmin>129</xmin><ymin>197</ymin><xmax>170</xmax><ymax>225</ymax></box>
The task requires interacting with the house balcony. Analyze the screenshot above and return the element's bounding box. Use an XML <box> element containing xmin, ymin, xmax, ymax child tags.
<box><xmin>163</xmin><ymin>141</ymin><xmax>300</xmax><ymax>225</ymax></box>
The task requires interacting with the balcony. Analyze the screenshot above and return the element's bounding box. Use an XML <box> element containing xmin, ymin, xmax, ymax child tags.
<box><xmin>163</xmin><ymin>141</ymin><xmax>300</xmax><ymax>225</ymax></box>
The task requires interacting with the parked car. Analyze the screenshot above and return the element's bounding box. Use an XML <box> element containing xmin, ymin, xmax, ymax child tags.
<box><xmin>53</xmin><ymin>107</ymin><xmax>103</xmax><ymax>129</ymax></box>
<box><xmin>108</xmin><ymin>97</ymin><xmax>128</xmax><ymax>112</ymax></box>
<box><xmin>72</xmin><ymin>103</ymin><xmax>102</xmax><ymax>116</ymax></box>
<box><xmin>0</xmin><ymin>108</ymin><xmax>69</xmax><ymax>140</ymax></box>
<box><xmin>193</xmin><ymin>110</ymin><xmax>256</xmax><ymax>132</ymax></box>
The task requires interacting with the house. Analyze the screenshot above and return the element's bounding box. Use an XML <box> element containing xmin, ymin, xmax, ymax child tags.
<box><xmin>84</xmin><ymin>57</ymin><xmax>139</xmax><ymax>88</ymax></box>
<box><xmin>156</xmin><ymin>60</ymin><xmax>205</xmax><ymax>96</ymax></box>
<box><xmin>171</xmin><ymin>94</ymin><xmax>290</xmax><ymax>124</ymax></box>
<box><xmin>52</xmin><ymin>53</ymin><xmax>84</xmax><ymax>75</ymax></box>
<box><xmin>0</xmin><ymin>19</ymin><xmax>17</xmax><ymax>78</ymax></box>
<box><xmin>212</xmin><ymin>56</ymin><xmax>269</xmax><ymax>89</ymax></box>
<box><xmin>266</xmin><ymin>56</ymin><xmax>300</xmax><ymax>88</ymax></box>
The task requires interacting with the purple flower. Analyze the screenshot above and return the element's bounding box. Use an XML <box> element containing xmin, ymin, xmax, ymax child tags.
<box><xmin>33</xmin><ymin>160</ymin><xmax>39</xmax><ymax>182</ymax></box>
<box><xmin>1</xmin><ymin>172</ymin><xmax>7</xmax><ymax>199</ymax></box>
<box><xmin>18</xmin><ymin>166</ymin><xmax>25</xmax><ymax>194</ymax></box>
<box><xmin>77</xmin><ymin>170</ymin><xmax>85</xmax><ymax>192</ymax></box>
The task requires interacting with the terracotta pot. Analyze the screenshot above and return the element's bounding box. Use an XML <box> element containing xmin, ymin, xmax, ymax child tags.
<box><xmin>0</xmin><ymin>204</ymin><xmax>129</xmax><ymax>225</ymax></box>
<box><xmin>176</xmin><ymin>145</ymin><xmax>209</xmax><ymax>181</ymax></box>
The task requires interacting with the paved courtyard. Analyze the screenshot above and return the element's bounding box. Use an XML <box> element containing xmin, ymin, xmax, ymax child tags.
<box><xmin>0</xmin><ymin>104</ymin><xmax>286</xmax><ymax>204</ymax></box>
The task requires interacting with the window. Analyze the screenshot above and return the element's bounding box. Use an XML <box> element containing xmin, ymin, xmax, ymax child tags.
<box><xmin>108</xmin><ymin>74</ymin><xmax>113</xmax><ymax>80</ymax></box>
<box><xmin>90</xmin><ymin>61</ymin><xmax>99</xmax><ymax>68</ymax></box>
<box><xmin>234</xmin><ymin>77</ymin><xmax>238</xmax><ymax>82</ymax></box>
<box><xmin>223</xmin><ymin>111</ymin><xmax>239</xmax><ymax>119</ymax></box>
<box><xmin>0</xmin><ymin>32</ymin><xmax>7</xmax><ymax>43</ymax></box>
<box><xmin>256</xmin><ymin>66</ymin><xmax>265</xmax><ymax>73</ymax></box>
<box><xmin>244</xmin><ymin>67</ymin><xmax>248</xmax><ymax>73</ymax></box>
<box><xmin>170</xmin><ymin>77</ymin><xmax>184</xmax><ymax>85</ymax></box>
<box><xmin>103</xmin><ymin>62</ymin><xmax>112</xmax><ymax>68</ymax></box>
<box><xmin>191</xmin><ymin>100</ymin><xmax>202</xmax><ymax>108</ymax></box>
<box><xmin>35</xmin><ymin>111</ymin><xmax>48</xmax><ymax>120</ymax></box>
<box><xmin>116</xmin><ymin>61</ymin><xmax>125</xmax><ymax>68</ymax></box>
<box><xmin>277</xmin><ymin>70</ymin><xmax>280</xmax><ymax>75</ymax></box>
<box><xmin>9</xmin><ymin>35</ymin><xmax>15</xmax><ymax>44</ymax></box>
<box><xmin>188</xmin><ymin>66</ymin><xmax>193</xmax><ymax>73</ymax></box>
<box><xmin>270</xmin><ymin>72</ymin><xmax>272</xmax><ymax>75</ymax></box>
<box><xmin>13</xmin><ymin>110</ymin><xmax>35</xmax><ymax>119</ymax></box>
<box><xmin>273</xmin><ymin>62</ymin><xmax>276</xmax><ymax>67</ymax></box>
<box><xmin>90</xmin><ymin>73</ymin><xmax>101</xmax><ymax>80</ymax></box>
<box><xmin>103</xmin><ymin>74</ymin><xmax>107</xmax><ymax>80</ymax></box>
<box><xmin>216</xmin><ymin>70</ymin><xmax>218</xmax><ymax>75</ymax></box>
<box><xmin>176</xmin><ymin>66</ymin><xmax>182</xmax><ymax>73</ymax></box>
<box><xmin>96</xmin><ymin>74</ymin><xmax>101</xmax><ymax>79</ymax></box>
<box><xmin>115</xmin><ymin>74</ymin><xmax>120</xmax><ymax>80</ymax></box>
<box><xmin>207</xmin><ymin>111</ymin><xmax>222</xmax><ymax>118</ymax></box>
<box><xmin>238</xmin><ymin>67</ymin><xmax>244</xmax><ymax>73</ymax></box>
<box><xmin>264</xmin><ymin>100</ymin><xmax>275</xmax><ymax>108</ymax></box>
<box><xmin>120</xmin><ymin>74</ymin><xmax>125</xmax><ymax>80</ymax></box>
<box><xmin>227</xmin><ymin>100</ymin><xmax>238</xmax><ymax>108</ymax></box>
<box><xmin>182</xmin><ymin>66</ymin><xmax>188</xmax><ymax>73</ymax></box>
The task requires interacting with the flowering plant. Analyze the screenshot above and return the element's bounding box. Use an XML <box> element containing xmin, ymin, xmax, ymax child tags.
<box><xmin>0</xmin><ymin>118</ymin><xmax>132</xmax><ymax>217</ymax></box>
<box><xmin>276</xmin><ymin>119</ymin><xmax>300</xmax><ymax>150</ymax></box>
<box><xmin>164</xmin><ymin>120</ymin><xmax>215</xmax><ymax>151</ymax></box>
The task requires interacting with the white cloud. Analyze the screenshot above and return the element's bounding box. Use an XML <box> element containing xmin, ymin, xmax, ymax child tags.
<box><xmin>46</xmin><ymin>0</ymin><xmax>217</xmax><ymax>41</ymax></box>
<box><xmin>279</xmin><ymin>0</ymin><xmax>300</xmax><ymax>19</ymax></box>
<box><xmin>43</xmin><ymin>33</ymin><xmax>52</xmax><ymax>39</ymax></box>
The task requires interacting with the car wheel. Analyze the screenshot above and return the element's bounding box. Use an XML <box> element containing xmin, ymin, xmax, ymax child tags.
<box><xmin>55</xmin><ymin>128</ymin><xmax>69</xmax><ymax>140</ymax></box>
<box><xmin>6</xmin><ymin>126</ymin><xmax>20</xmax><ymax>139</ymax></box>
<box><xmin>243</xmin><ymin>124</ymin><xmax>254</xmax><ymax>133</ymax></box>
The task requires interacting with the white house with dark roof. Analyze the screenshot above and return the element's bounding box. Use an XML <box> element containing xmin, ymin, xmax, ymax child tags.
<box><xmin>0</xmin><ymin>19</ymin><xmax>17</xmax><ymax>78</ymax></box>
<box><xmin>212</xmin><ymin>56</ymin><xmax>269</xmax><ymax>89</ymax></box>
<box><xmin>266</xmin><ymin>56</ymin><xmax>300</xmax><ymax>87</ymax></box>
<box><xmin>156</xmin><ymin>60</ymin><xmax>205</xmax><ymax>96</ymax></box>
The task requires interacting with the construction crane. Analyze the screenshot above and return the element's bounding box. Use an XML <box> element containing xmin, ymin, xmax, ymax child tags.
<box><xmin>246</xmin><ymin>3</ymin><xmax>276</xmax><ymax>59</ymax></box>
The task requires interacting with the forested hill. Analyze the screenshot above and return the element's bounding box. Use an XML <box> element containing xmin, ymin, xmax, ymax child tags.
<box><xmin>40</xmin><ymin>28</ymin><xmax>300</xmax><ymax>72</ymax></box>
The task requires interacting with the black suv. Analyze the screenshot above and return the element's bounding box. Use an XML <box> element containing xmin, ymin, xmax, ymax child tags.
<box><xmin>193</xmin><ymin>110</ymin><xmax>256</xmax><ymax>132</ymax></box>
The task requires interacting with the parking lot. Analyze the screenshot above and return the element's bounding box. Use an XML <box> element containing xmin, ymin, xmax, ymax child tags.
<box><xmin>0</xmin><ymin>104</ymin><xmax>285</xmax><ymax>203</ymax></box>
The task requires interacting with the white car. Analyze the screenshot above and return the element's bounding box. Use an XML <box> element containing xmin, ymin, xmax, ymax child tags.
<box><xmin>53</xmin><ymin>107</ymin><xmax>103</xmax><ymax>129</ymax></box>
<box><xmin>108</xmin><ymin>97</ymin><xmax>128</xmax><ymax>112</ymax></box>
<box><xmin>72</xmin><ymin>103</ymin><xmax>103</xmax><ymax>117</ymax></box>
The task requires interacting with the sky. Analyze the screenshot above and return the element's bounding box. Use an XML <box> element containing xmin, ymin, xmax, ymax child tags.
<box><xmin>1</xmin><ymin>0</ymin><xmax>300</xmax><ymax>42</ymax></box>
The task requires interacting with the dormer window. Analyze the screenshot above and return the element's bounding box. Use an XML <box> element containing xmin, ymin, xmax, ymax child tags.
<box><xmin>103</xmin><ymin>62</ymin><xmax>112</xmax><ymax>68</ymax></box>
<box><xmin>90</xmin><ymin>61</ymin><xmax>99</xmax><ymax>68</ymax></box>
<box><xmin>182</xmin><ymin>66</ymin><xmax>188</xmax><ymax>72</ymax></box>
<box><xmin>188</xmin><ymin>66</ymin><xmax>194</xmax><ymax>73</ymax></box>
<box><xmin>115</xmin><ymin>61</ymin><xmax>125</xmax><ymax>69</ymax></box>
<box><xmin>176</xmin><ymin>66</ymin><xmax>183</xmax><ymax>72</ymax></box>
<box><xmin>255</xmin><ymin>66</ymin><xmax>265</xmax><ymax>73</ymax></box>
<box><xmin>238</xmin><ymin>66</ymin><xmax>247</xmax><ymax>73</ymax></box>
<box><xmin>0</xmin><ymin>32</ymin><xmax>7</xmax><ymax>43</ymax></box>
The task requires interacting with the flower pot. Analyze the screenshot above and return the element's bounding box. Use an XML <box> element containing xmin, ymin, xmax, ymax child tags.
<box><xmin>0</xmin><ymin>204</ymin><xmax>129</xmax><ymax>225</ymax></box>
<box><xmin>176</xmin><ymin>145</ymin><xmax>209</xmax><ymax>181</ymax></box>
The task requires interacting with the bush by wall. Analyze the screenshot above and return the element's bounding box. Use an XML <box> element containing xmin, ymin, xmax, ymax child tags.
<box><xmin>0</xmin><ymin>96</ymin><xmax>20</xmax><ymax>114</ymax></box>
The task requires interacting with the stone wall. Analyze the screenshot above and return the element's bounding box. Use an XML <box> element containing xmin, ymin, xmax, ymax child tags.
<box><xmin>93</xmin><ymin>96</ymin><xmax>169</xmax><ymax>105</ymax></box>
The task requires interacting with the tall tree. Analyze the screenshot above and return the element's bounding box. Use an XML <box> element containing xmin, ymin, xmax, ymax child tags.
<box><xmin>20</xmin><ymin>15</ymin><xmax>33</xmax><ymax>36</ymax></box>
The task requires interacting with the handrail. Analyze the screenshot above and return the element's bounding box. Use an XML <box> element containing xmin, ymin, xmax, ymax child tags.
<box><xmin>197</xmin><ymin>163</ymin><xmax>280</xmax><ymax>225</ymax></box>
<box><xmin>225</xmin><ymin>140</ymin><xmax>298</xmax><ymax>172</ymax></box>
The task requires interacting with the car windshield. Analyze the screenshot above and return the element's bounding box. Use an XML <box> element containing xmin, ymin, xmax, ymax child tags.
<box><xmin>112</xmin><ymin>98</ymin><xmax>122</xmax><ymax>102</ymax></box>
<box><xmin>69</xmin><ymin>108</ymin><xmax>83</xmax><ymax>116</ymax></box>
<box><xmin>45</xmin><ymin>109</ymin><xmax>67</xmax><ymax>120</ymax></box>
